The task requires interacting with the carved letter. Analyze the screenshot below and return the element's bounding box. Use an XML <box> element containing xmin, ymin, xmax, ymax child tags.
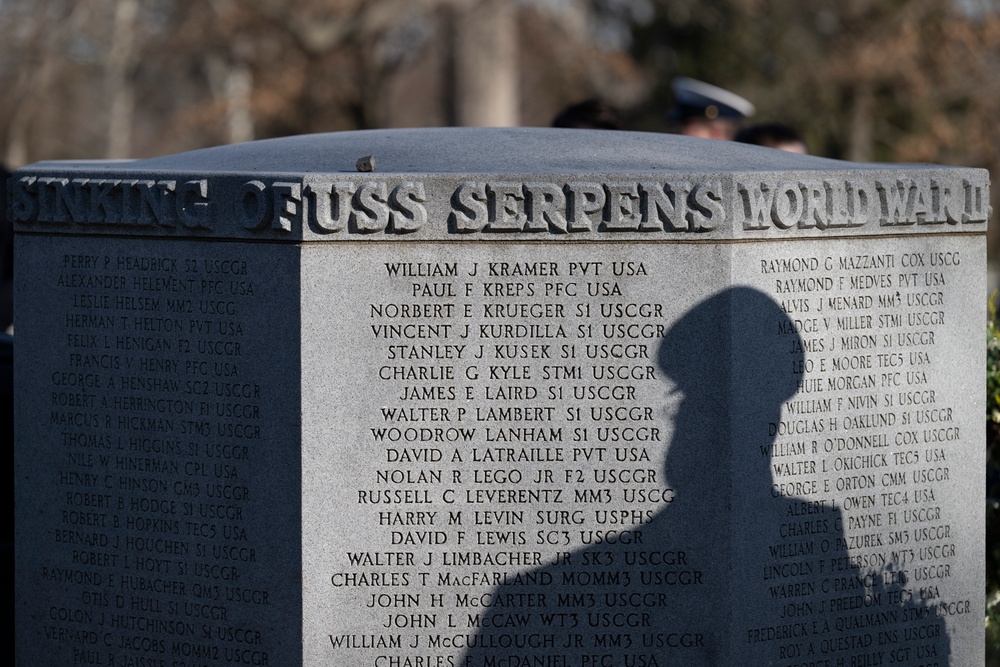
<box><xmin>389</xmin><ymin>182</ymin><xmax>427</xmax><ymax>233</ymax></box>
<box><xmin>351</xmin><ymin>182</ymin><xmax>390</xmax><ymax>232</ymax></box>
<box><xmin>449</xmin><ymin>182</ymin><xmax>488</xmax><ymax>233</ymax></box>
<box><xmin>178</xmin><ymin>179</ymin><xmax>211</xmax><ymax>230</ymax></box>
<box><xmin>240</xmin><ymin>180</ymin><xmax>270</xmax><ymax>230</ymax></box>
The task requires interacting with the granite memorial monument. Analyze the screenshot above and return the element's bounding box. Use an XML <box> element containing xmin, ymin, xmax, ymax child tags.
<box><xmin>12</xmin><ymin>128</ymin><xmax>988</xmax><ymax>666</ymax></box>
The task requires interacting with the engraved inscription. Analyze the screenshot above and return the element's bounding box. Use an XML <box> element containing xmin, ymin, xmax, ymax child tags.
<box><xmin>30</xmin><ymin>244</ymin><xmax>281</xmax><ymax>667</ymax></box>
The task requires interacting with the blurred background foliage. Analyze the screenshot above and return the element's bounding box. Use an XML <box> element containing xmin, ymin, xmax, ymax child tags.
<box><xmin>1</xmin><ymin>0</ymin><xmax>998</xmax><ymax>167</ymax></box>
<box><xmin>2</xmin><ymin>0</ymin><xmax>999</xmax><ymax>657</ymax></box>
<box><xmin>2</xmin><ymin>0</ymin><xmax>998</xmax><ymax>247</ymax></box>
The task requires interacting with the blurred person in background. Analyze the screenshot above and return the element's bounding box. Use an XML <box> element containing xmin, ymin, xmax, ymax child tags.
<box><xmin>735</xmin><ymin>122</ymin><xmax>808</xmax><ymax>154</ymax></box>
<box><xmin>552</xmin><ymin>98</ymin><xmax>624</xmax><ymax>130</ymax></box>
<box><xmin>667</xmin><ymin>77</ymin><xmax>754</xmax><ymax>140</ymax></box>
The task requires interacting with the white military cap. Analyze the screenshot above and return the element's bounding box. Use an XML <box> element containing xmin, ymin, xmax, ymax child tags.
<box><xmin>669</xmin><ymin>77</ymin><xmax>756</xmax><ymax>121</ymax></box>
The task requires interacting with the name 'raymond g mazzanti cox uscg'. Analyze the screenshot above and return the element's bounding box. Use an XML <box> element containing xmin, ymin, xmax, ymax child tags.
<box><xmin>10</xmin><ymin>127</ymin><xmax>989</xmax><ymax>666</ymax></box>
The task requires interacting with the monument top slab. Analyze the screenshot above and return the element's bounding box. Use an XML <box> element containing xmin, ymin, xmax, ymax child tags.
<box><xmin>17</xmin><ymin>127</ymin><xmax>952</xmax><ymax>175</ymax></box>
<box><xmin>10</xmin><ymin>128</ymin><xmax>990</xmax><ymax>243</ymax></box>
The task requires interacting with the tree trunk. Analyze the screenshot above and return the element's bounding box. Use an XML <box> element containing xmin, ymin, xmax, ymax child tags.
<box><xmin>452</xmin><ymin>0</ymin><xmax>518</xmax><ymax>127</ymax></box>
<box><xmin>106</xmin><ymin>0</ymin><xmax>138</xmax><ymax>159</ymax></box>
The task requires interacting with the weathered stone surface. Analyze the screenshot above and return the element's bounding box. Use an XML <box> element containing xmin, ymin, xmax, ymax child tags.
<box><xmin>12</xmin><ymin>128</ymin><xmax>988</xmax><ymax>666</ymax></box>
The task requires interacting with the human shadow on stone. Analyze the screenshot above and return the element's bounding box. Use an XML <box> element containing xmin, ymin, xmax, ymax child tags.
<box><xmin>460</xmin><ymin>286</ymin><xmax>950</xmax><ymax>667</ymax></box>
